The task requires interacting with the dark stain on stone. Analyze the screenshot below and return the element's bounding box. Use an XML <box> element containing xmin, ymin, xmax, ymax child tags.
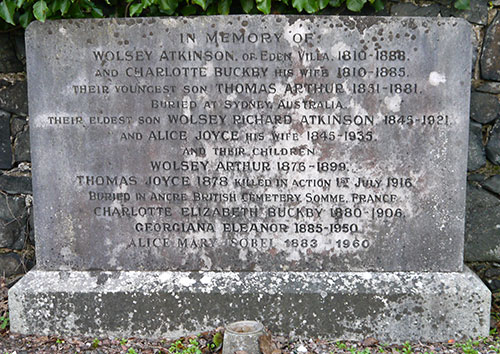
<box><xmin>96</xmin><ymin>273</ymin><xmax>109</xmax><ymax>285</ymax></box>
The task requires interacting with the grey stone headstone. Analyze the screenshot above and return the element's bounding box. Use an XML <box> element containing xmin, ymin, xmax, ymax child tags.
<box><xmin>9</xmin><ymin>15</ymin><xmax>490</xmax><ymax>342</ymax></box>
<box><xmin>26</xmin><ymin>16</ymin><xmax>471</xmax><ymax>272</ymax></box>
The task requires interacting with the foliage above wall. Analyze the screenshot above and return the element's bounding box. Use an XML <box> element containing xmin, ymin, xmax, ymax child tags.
<box><xmin>0</xmin><ymin>0</ymin><xmax>471</xmax><ymax>29</ymax></box>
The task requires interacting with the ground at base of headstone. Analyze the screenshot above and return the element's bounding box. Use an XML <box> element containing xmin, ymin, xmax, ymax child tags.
<box><xmin>3</xmin><ymin>331</ymin><xmax>500</xmax><ymax>354</ymax></box>
<box><xmin>1</xmin><ymin>278</ymin><xmax>500</xmax><ymax>354</ymax></box>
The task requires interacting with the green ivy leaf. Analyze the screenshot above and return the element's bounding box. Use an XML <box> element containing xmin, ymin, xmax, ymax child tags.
<box><xmin>15</xmin><ymin>0</ymin><xmax>23</xmax><ymax>8</ymax></box>
<box><xmin>159</xmin><ymin>0</ymin><xmax>178</xmax><ymax>13</ymax></box>
<box><xmin>292</xmin><ymin>0</ymin><xmax>318</xmax><ymax>12</ymax></box>
<box><xmin>372</xmin><ymin>0</ymin><xmax>383</xmax><ymax>11</ymax></box>
<box><xmin>60</xmin><ymin>0</ymin><xmax>71</xmax><ymax>14</ymax></box>
<box><xmin>212</xmin><ymin>332</ymin><xmax>223</xmax><ymax>349</ymax></box>
<box><xmin>91</xmin><ymin>6</ymin><xmax>103</xmax><ymax>17</ymax></box>
<box><xmin>329</xmin><ymin>0</ymin><xmax>343</xmax><ymax>7</ymax></box>
<box><xmin>33</xmin><ymin>0</ymin><xmax>49</xmax><ymax>22</ymax></box>
<box><xmin>68</xmin><ymin>3</ymin><xmax>84</xmax><ymax>17</ymax></box>
<box><xmin>318</xmin><ymin>0</ymin><xmax>328</xmax><ymax>10</ymax></box>
<box><xmin>141</xmin><ymin>0</ymin><xmax>153</xmax><ymax>7</ymax></box>
<box><xmin>218</xmin><ymin>0</ymin><xmax>231</xmax><ymax>14</ymax></box>
<box><xmin>192</xmin><ymin>0</ymin><xmax>208</xmax><ymax>11</ymax></box>
<box><xmin>454</xmin><ymin>0</ymin><xmax>470</xmax><ymax>10</ymax></box>
<box><xmin>0</xmin><ymin>0</ymin><xmax>16</xmax><ymax>25</ymax></box>
<box><xmin>206</xmin><ymin>2</ymin><xmax>217</xmax><ymax>14</ymax></box>
<box><xmin>129</xmin><ymin>2</ymin><xmax>143</xmax><ymax>15</ymax></box>
<box><xmin>50</xmin><ymin>0</ymin><xmax>61</xmax><ymax>13</ymax></box>
<box><xmin>19</xmin><ymin>11</ymin><xmax>32</xmax><ymax>27</ymax></box>
<box><xmin>240</xmin><ymin>0</ymin><xmax>254</xmax><ymax>13</ymax></box>
<box><xmin>180</xmin><ymin>4</ymin><xmax>197</xmax><ymax>14</ymax></box>
<box><xmin>346</xmin><ymin>0</ymin><xmax>365</xmax><ymax>11</ymax></box>
<box><xmin>256</xmin><ymin>0</ymin><xmax>270</xmax><ymax>14</ymax></box>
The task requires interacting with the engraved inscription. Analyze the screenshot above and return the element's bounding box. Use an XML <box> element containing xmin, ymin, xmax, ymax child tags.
<box><xmin>28</xmin><ymin>16</ymin><xmax>471</xmax><ymax>271</ymax></box>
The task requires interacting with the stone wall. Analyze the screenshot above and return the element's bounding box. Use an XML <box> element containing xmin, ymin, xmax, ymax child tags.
<box><xmin>0</xmin><ymin>0</ymin><xmax>499</xmax><ymax>288</ymax></box>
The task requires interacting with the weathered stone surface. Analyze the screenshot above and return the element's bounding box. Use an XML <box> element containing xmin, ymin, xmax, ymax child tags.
<box><xmin>0</xmin><ymin>217</ymin><xmax>26</xmax><ymax>250</ymax></box>
<box><xmin>9</xmin><ymin>269</ymin><xmax>490</xmax><ymax>342</ymax></box>
<box><xmin>441</xmin><ymin>0</ymin><xmax>489</xmax><ymax>26</ymax></box>
<box><xmin>0</xmin><ymin>110</ymin><xmax>12</xmax><ymax>170</ymax></box>
<box><xmin>471</xmin><ymin>28</ymin><xmax>479</xmax><ymax>74</ymax></box>
<box><xmin>0</xmin><ymin>221</ymin><xmax>20</xmax><ymax>248</ymax></box>
<box><xmin>476</xmin><ymin>82</ymin><xmax>500</xmax><ymax>94</ymax></box>
<box><xmin>485</xmin><ymin>267</ymin><xmax>500</xmax><ymax>278</ymax></box>
<box><xmin>468</xmin><ymin>122</ymin><xmax>486</xmax><ymax>171</ymax></box>
<box><xmin>0</xmin><ymin>174</ymin><xmax>32</xmax><ymax>194</ymax></box>
<box><xmin>13</xmin><ymin>128</ymin><xmax>30</xmax><ymax>163</ymax></box>
<box><xmin>486</xmin><ymin>120</ymin><xmax>500</xmax><ymax>165</ymax></box>
<box><xmin>468</xmin><ymin>174</ymin><xmax>487</xmax><ymax>183</ymax></box>
<box><xmin>465</xmin><ymin>183</ymin><xmax>500</xmax><ymax>261</ymax></box>
<box><xmin>0</xmin><ymin>193</ymin><xmax>26</xmax><ymax>220</ymax></box>
<box><xmin>13</xmin><ymin>32</ymin><xmax>25</xmax><ymax>64</ymax></box>
<box><xmin>0</xmin><ymin>194</ymin><xmax>27</xmax><ymax>250</ymax></box>
<box><xmin>470</xmin><ymin>92</ymin><xmax>500</xmax><ymax>123</ymax></box>
<box><xmin>11</xmin><ymin>116</ymin><xmax>26</xmax><ymax>137</ymax></box>
<box><xmin>482</xmin><ymin>175</ymin><xmax>500</xmax><ymax>195</ymax></box>
<box><xmin>0</xmin><ymin>34</ymin><xmax>24</xmax><ymax>73</ymax></box>
<box><xmin>26</xmin><ymin>16</ymin><xmax>471</xmax><ymax>273</ymax></box>
<box><xmin>0</xmin><ymin>252</ymin><xmax>23</xmax><ymax>277</ymax></box>
<box><xmin>28</xmin><ymin>210</ymin><xmax>34</xmax><ymax>244</ymax></box>
<box><xmin>390</xmin><ymin>3</ymin><xmax>440</xmax><ymax>17</ymax></box>
<box><xmin>0</xmin><ymin>79</ymin><xmax>28</xmax><ymax>116</ymax></box>
<box><xmin>481</xmin><ymin>13</ymin><xmax>500</xmax><ymax>81</ymax></box>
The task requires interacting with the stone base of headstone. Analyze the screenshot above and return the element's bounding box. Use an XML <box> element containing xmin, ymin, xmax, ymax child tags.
<box><xmin>9</xmin><ymin>267</ymin><xmax>490</xmax><ymax>343</ymax></box>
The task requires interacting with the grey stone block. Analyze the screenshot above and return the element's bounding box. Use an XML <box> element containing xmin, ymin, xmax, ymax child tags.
<box><xmin>486</xmin><ymin>120</ymin><xmax>500</xmax><ymax>165</ymax></box>
<box><xmin>0</xmin><ymin>110</ymin><xmax>12</xmax><ymax>170</ymax></box>
<box><xmin>470</xmin><ymin>92</ymin><xmax>500</xmax><ymax>124</ymax></box>
<box><xmin>0</xmin><ymin>174</ymin><xmax>32</xmax><ymax>194</ymax></box>
<box><xmin>0</xmin><ymin>252</ymin><xmax>23</xmax><ymax>277</ymax></box>
<box><xmin>0</xmin><ymin>80</ymin><xmax>28</xmax><ymax>116</ymax></box>
<box><xmin>468</xmin><ymin>173</ymin><xmax>487</xmax><ymax>182</ymax></box>
<box><xmin>0</xmin><ymin>219</ymin><xmax>26</xmax><ymax>250</ymax></box>
<box><xmin>483</xmin><ymin>175</ymin><xmax>500</xmax><ymax>195</ymax></box>
<box><xmin>13</xmin><ymin>128</ymin><xmax>30</xmax><ymax>163</ymax></box>
<box><xmin>0</xmin><ymin>194</ymin><xmax>26</xmax><ymax>221</ymax></box>
<box><xmin>481</xmin><ymin>13</ymin><xmax>500</xmax><ymax>81</ymax></box>
<box><xmin>468</xmin><ymin>122</ymin><xmax>486</xmax><ymax>171</ymax></box>
<box><xmin>465</xmin><ymin>183</ymin><xmax>500</xmax><ymax>261</ymax></box>
<box><xmin>476</xmin><ymin>82</ymin><xmax>500</xmax><ymax>94</ymax></box>
<box><xmin>10</xmin><ymin>117</ymin><xmax>26</xmax><ymax>137</ymax></box>
<box><xmin>390</xmin><ymin>3</ymin><xmax>440</xmax><ymax>17</ymax></box>
<box><xmin>441</xmin><ymin>0</ymin><xmax>489</xmax><ymax>26</ymax></box>
<box><xmin>0</xmin><ymin>34</ymin><xmax>24</xmax><ymax>73</ymax></box>
<box><xmin>13</xmin><ymin>32</ymin><xmax>25</xmax><ymax>64</ymax></box>
<box><xmin>8</xmin><ymin>268</ymin><xmax>490</xmax><ymax>343</ymax></box>
<box><xmin>0</xmin><ymin>194</ymin><xmax>27</xmax><ymax>249</ymax></box>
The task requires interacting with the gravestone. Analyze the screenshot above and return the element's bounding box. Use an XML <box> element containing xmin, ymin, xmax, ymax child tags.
<box><xmin>9</xmin><ymin>16</ymin><xmax>490</xmax><ymax>342</ymax></box>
